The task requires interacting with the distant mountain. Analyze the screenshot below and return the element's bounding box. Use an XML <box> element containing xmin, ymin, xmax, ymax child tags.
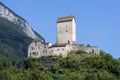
<box><xmin>0</xmin><ymin>2</ymin><xmax>45</xmax><ymax>61</ymax></box>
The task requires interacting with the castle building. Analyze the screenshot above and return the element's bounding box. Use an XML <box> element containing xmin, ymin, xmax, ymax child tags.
<box><xmin>28</xmin><ymin>15</ymin><xmax>99</xmax><ymax>58</ymax></box>
<box><xmin>57</xmin><ymin>16</ymin><xmax>76</xmax><ymax>44</ymax></box>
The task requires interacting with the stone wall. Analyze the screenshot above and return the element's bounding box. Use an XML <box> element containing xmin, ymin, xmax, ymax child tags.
<box><xmin>57</xmin><ymin>18</ymin><xmax>76</xmax><ymax>44</ymax></box>
<box><xmin>28</xmin><ymin>41</ymin><xmax>99</xmax><ymax>58</ymax></box>
<box><xmin>72</xmin><ymin>44</ymin><xmax>99</xmax><ymax>54</ymax></box>
<box><xmin>28</xmin><ymin>41</ymin><xmax>71</xmax><ymax>57</ymax></box>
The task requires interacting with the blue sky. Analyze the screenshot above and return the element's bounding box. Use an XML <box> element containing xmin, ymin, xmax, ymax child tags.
<box><xmin>1</xmin><ymin>0</ymin><xmax>120</xmax><ymax>58</ymax></box>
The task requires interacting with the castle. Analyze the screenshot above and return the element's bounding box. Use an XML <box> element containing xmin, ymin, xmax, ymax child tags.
<box><xmin>28</xmin><ymin>15</ymin><xmax>99</xmax><ymax>57</ymax></box>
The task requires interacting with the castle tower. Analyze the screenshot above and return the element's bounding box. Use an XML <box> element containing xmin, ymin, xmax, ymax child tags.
<box><xmin>57</xmin><ymin>15</ymin><xmax>76</xmax><ymax>44</ymax></box>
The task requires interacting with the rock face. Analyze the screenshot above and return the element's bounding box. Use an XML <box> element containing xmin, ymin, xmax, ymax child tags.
<box><xmin>0</xmin><ymin>2</ymin><xmax>37</xmax><ymax>38</ymax></box>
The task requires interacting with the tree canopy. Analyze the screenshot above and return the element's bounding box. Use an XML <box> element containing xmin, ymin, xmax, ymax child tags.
<box><xmin>0</xmin><ymin>50</ymin><xmax>119</xmax><ymax>80</ymax></box>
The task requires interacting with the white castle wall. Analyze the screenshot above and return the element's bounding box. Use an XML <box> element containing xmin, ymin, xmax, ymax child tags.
<box><xmin>49</xmin><ymin>47</ymin><xmax>68</xmax><ymax>57</ymax></box>
<box><xmin>83</xmin><ymin>46</ymin><xmax>99</xmax><ymax>54</ymax></box>
<box><xmin>57</xmin><ymin>18</ymin><xmax>76</xmax><ymax>44</ymax></box>
<box><xmin>28</xmin><ymin>42</ymin><xmax>44</xmax><ymax>57</ymax></box>
<box><xmin>28</xmin><ymin>41</ymin><xmax>71</xmax><ymax>57</ymax></box>
<box><xmin>72</xmin><ymin>18</ymin><xmax>76</xmax><ymax>42</ymax></box>
<box><xmin>28</xmin><ymin>41</ymin><xmax>99</xmax><ymax>58</ymax></box>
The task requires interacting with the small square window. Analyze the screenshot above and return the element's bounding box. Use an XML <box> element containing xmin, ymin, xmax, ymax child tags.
<box><xmin>31</xmin><ymin>47</ymin><xmax>34</xmax><ymax>50</ymax></box>
<box><xmin>32</xmin><ymin>52</ymin><xmax>38</xmax><ymax>56</ymax></box>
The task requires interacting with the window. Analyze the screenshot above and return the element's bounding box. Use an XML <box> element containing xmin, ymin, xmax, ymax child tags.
<box><xmin>32</xmin><ymin>52</ymin><xmax>38</xmax><ymax>56</ymax></box>
<box><xmin>31</xmin><ymin>47</ymin><xmax>34</xmax><ymax>50</ymax></box>
<box><xmin>92</xmin><ymin>49</ymin><xmax>94</xmax><ymax>53</ymax></box>
<box><xmin>45</xmin><ymin>50</ymin><xmax>47</xmax><ymax>53</ymax></box>
<box><xmin>66</xmin><ymin>24</ymin><xmax>68</xmax><ymax>32</ymax></box>
<box><xmin>43</xmin><ymin>50</ymin><xmax>44</xmax><ymax>53</ymax></box>
<box><xmin>43</xmin><ymin>50</ymin><xmax>47</xmax><ymax>54</ymax></box>
<box><xmin>60</xmin><ymin>53</ymin><xmax>62</xmax><ymax>57</ymax></box>
<box><xmin>44</xmin><ymin>45</ymin><xmax>46</xmax><ymax>48</ymax></box>
<box><xmin>51</xmin><ymin>50</ymin><xmax>53</xmax><ymax>53</ymax></box>
<box><xmin>68</xmin><ymin>40</ymin><xmax>70</xmax><ymax>44</ymax></box>
<box><xmin>35</xmin><ymin>42</ymin><xmax>37</xmax><ymax>46</ymax></box>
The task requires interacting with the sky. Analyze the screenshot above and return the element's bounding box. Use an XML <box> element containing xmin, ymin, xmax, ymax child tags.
<box><xmin>0</xmin><ymin>0</ymin><xmax>120</xmax><ymax>58</ymax></box>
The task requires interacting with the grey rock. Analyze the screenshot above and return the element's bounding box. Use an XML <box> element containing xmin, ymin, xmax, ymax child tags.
<box><xmin>0</xmin><ymin>2</ymin><xmax>37</xmax><ymax>38</ymax></box>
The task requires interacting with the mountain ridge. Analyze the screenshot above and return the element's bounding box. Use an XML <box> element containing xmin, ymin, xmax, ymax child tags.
<box><xmin>0</xmin><ymin>1</ymin><xmax>40</xmax><ymax>39</ymax></box>
<box><xmin>0</xmin><ymin>2</ymin><xmax>45</xmax><ymax>61</ymax></box>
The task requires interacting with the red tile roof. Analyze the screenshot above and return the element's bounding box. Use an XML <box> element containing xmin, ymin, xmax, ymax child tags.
<box><xmin>57</xmin><ymin>15</ymin><xmax>74</xmax><ymax>23</ymax></box>
<box><xmin>51</xmin><ymin>43</ymin><xmax>68</xmax><ymax>47</ymax></box>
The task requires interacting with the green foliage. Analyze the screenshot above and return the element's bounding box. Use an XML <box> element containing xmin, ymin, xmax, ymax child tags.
<box><xmin>0</xmin><ymin>17</ymin><xmax>44</xmax><ymax>62</ymax></box>
<box><xmin>0</xmin><ymin>49</ymin><xmax>120</xmax><ymax>80</ymax></box>
<box><xmin>0</xmin><ymin>55</ymin><xmax>12</xmax><ymax>69</ymax></box>
<box><xmin>118</xmin><ymin>57</ymin><xmax>120</xmax><ymax>62</ymax></box>
<box><xmin>85</xmin><ymin>70</ymin><xmax>114</xmax><ymax>80</ymax></box>
<box><xmin>52</xmin><ymin>72</ymin><xmax>84</xmax><ymax>80</ymax></box>
<box><xmin>0</xmin><ymin>17</ymin><xmax>32</xmax><ymax>61</ymax></box>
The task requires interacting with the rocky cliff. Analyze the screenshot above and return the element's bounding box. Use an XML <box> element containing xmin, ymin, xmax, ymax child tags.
<box><xmin>0</xmin><ymin>1</ymin><xmax>37</xmax><ymax>38</ymax></box>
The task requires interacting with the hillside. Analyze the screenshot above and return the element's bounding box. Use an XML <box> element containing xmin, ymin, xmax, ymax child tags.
<box><xmin>0</xmin><ymin>50</ymin><xmax>119</xmax><ymax>80</ymax></box>
<box><xmin>0</xmin><ymin>17</ymin><xmax>44</xmax><ymax>61</ymax></box>
<box><xmin>0</xmin><ymin>1</ymin><xmax>45</xmax><ymax>61</ymax></box>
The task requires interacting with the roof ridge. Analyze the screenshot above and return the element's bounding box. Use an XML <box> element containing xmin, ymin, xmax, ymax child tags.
<box><xmin>57</xmin><ymin>15</ymin><xmax>74</xmax><ymax>23</ymax></box>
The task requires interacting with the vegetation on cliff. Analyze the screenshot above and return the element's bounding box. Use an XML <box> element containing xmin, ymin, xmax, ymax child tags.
<box><xmin>0</xmin><ymin>17</ymin><xmax>44</xmax><ymax>61</ymax></box>
<box><xmin>0</xmin><ymin>50</ymin><xmax>119</xmax><ymax>80</ymax></box>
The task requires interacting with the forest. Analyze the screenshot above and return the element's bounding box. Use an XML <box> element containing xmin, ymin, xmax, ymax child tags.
<box><xmin>0</xmin><ymin>50</ymin><xmax>120</xmax><ymax>80</ymax></box>
<box><xmin>0</xmin><ymin>16</ymin><xmax>45</xmax><ymax>61</ymax></box>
